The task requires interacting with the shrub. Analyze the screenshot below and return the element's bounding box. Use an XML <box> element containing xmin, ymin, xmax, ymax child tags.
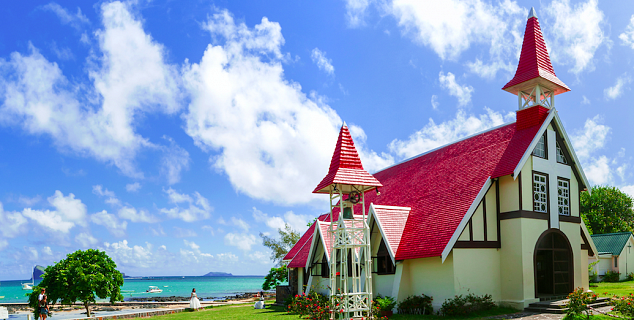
<box><xmin>603</xmin><ymin>270</ymin><xmax>621</xmax><ymax>282</ymax></box>
<box><xmin>588</xmin><ymin>261</ymin><xmax>599</xmax><ymax>283</ymax></box>
<box><xmin>627</xmin><ymin>273</ymin><xmax>634</xmax><ymax>281</ymax></box>
<box><xmin>610</xmin><ymin>293</ymin><xmax>634</xmax><ymax>318</ymax></box>
<box><xmin>287</xmin><ymin>291</ymin><xmax>381</xmax><ymax>320</ymax></box>
<box><xmin>565</xmin><ymin>288</ymin><xmax>597</xmax><ymax>320</ymax></box>
<box><xmin>440</xmin><ymin>293</ymin><xmax>495</xmax><ymax>316</ymax></box>
<box><xmin>374</xmin><ymin>295</ymin><xmax>397</xmax><ymax>312</ymax></box>
<box><xmin>397</xmin><ymin>294</ymin><xmax>433</xmax><ymax>315</ymax></box>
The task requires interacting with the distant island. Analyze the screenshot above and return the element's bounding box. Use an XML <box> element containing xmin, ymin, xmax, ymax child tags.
<box><xmin>202</xmin><ymin>272</ymin><xmax>233</xmax><ymax>277</ymax></box>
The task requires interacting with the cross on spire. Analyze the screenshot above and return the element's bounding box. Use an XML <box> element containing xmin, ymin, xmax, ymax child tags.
<box><xmin>503</xmin><ymin>7</ymin><xmax>570</xmax><ymax>110</ymax></box>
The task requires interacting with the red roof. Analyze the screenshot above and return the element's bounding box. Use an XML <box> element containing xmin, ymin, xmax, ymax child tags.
<box><xmin>313</xmin><ymin>124</ymin><xmax>382</xmax><ymax>194</ymax></box>
<box><xmin>288</xmin><ymin>117</ymin><xmax>546</xmax><ymax>263</ymax></box>
<box><xmin>284</xmin><ymin>212</ymin><xmax>339</xmax><ymax>267</ymax></box>
<box><xmin>371</xmin><ymin>205</ymin><xmax>410</xmax><ymax>259</ymax></box>
<box><xmin>502</xmin><ymin>9</ymin><xmax>569</xmax><ymax>95</ymax></box>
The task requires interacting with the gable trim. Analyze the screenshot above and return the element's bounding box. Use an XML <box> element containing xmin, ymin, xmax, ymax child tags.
<box><xmin>512</xmin><ymin>109</ymin><xmax>556</xmax><ymax>179</ymax></box>
<box><xmin>581</xmin><ymin>220</ymin><xmax>598</xmax><ymax>257</ymax></box>
<box><xmin>441</xmin><ymin>177</ymin><xmax>493</xmax><ymax>262</ymax></box>
<box><xmin>304</xmin><ymin>222</ymin><xmax>325</xmax><ymax>268</ymax></box>
<box><xmin>369</xmin><ymin>204</ymin><xmax>411</xmax><ymax>265</ymax></box>
<box><xmin>549</xmin><ymin>112</ymin><xmax>591</xmax><ymax>191</ymax></box>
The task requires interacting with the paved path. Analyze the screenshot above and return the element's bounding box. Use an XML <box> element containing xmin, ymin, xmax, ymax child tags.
<box><xmin>487</xmin><ymin>306</ymin><xmax>614</xmax><ymax>319</ymax></box>
<box><xmin>5</xmin><ymin>308</ymin><xmax>178</xmax><ymax>320</ymax></box>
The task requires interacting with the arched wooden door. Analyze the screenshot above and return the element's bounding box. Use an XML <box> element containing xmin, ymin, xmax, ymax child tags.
<box><xmin>534</xmin><ymin>230</ymin><xmax>573</xmax><ymax>297</ymax></box>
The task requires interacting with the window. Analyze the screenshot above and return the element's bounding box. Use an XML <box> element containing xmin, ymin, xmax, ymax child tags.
<box><xmin>557</xmin><ymin>179</ymin><xmax>570</xmax><ymax>216</ymax></box>
<box><xmin>533</xmin><ymin>173</ymin><xmax>548</xmax><ymax>213</ymax></box>
<box><xmin>311</xmin><ymin>254</ymin><xmax>329</xmax><ymax>278</ymax></box>
<box><xmin>372</xmin><ymin>240</ymin><xmax>395</xmax><ymax>275</ymax></box>
<box><xmin>556</xmin><ymin>143</ymin><xmax>568</xmax><ymax>164</ymax></box>
<box><xmin>615</xmin><ymin>257</ymin><xmax>618</xmax><ymax>268</ymax></box>
<box><xmin>533</xmin><ymin>134</ymin><xmax>546</xmax><ymax>158</ymax></box>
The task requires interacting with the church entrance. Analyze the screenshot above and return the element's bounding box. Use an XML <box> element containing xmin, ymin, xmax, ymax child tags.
<box><xmin>534</xmin><ymin>230</ymin><xmax>573</xmax><ymax>297</ymax></box>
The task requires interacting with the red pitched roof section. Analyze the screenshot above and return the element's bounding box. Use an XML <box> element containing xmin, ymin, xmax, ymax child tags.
<box><xmin>372</xmin><ymin>205</ymin><xmax>410</xmax><ymax>258</ymax></box>
<box><xmin>502</xmin><ymin>8</ymin><xmax>570</xmax><ymax>95</ymax></box>
<box><xmin>313</xmin><ymin>124</ymin><xmax>382</xmax><ymax>194</ymax></box>
<box><xmin>285</xmin><ymin>212</ymin><xmax>338</xmax><ymax>268</ymax></box>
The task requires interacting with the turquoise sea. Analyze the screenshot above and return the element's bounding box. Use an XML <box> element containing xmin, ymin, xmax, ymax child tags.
<box><xmin>0</xmin><ymin>276</ymin><xmax>276</xmax><ymax>303</ymax></box>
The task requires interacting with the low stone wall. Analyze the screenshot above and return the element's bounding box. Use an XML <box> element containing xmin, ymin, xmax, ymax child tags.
<box><xmin>94</xmin><ymin>308</ymin><xmax>185</xmax><ymax>320</ymax></box>
<box><xmin>276</xmin><ymin>285</ymin><xmax>291</xmax><ymax>305</ymax></box>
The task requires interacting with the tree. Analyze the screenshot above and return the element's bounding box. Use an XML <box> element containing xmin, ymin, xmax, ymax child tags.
<box><xmin>581</xmin><ymin>186</ymin><xmax>634</xmax><ymax>235</ymax></box>
<box><xmin>28</xmin><ymin>249</ymin><xmax>124</xmax><ymax>317</ymax></box>
<box><xmin>260</xmin><ymin>223</ymin><xmax>300</xmax><ymax>266</ymax></box>
<box><xmin>262</xmin><ymin>265</ymin><xmax>287</xmax><ymax>290</ymax></box>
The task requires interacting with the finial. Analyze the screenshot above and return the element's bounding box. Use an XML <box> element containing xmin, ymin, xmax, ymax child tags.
<box><xmin>342</xmin><ymin>121</ymin><xmax>347</xmax><ymax>127</ymax></box>
<box><xmin>527</xmin><ymin>7</ymin><xmax>537</xmax><ymax>19</ymax></box>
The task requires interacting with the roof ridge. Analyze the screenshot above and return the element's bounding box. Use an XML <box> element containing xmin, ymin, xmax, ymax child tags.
<box><xmin>374</xmin><ymin>120</ymin><xmax>516</xmax><ymax>174</ymax></box>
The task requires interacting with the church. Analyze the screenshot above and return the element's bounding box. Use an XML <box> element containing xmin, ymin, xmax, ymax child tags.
<box><xmin>283</xmin><ymin>8</ymin><xmax>597</xmax><ymax>311</ymax></box>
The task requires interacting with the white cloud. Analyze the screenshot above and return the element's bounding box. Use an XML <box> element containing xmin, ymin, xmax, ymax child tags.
<box><xmin>91</xmin><ymin>210</ymin><xmax>127</xmax><ymax>237</ymax></box>
<box><xmin>149</xmin><ymin>225</ymin><xmax>166</xmax><ymax>236</ymax></box>
<box><xmin>103</xmin><ymin>240</ymin><xmax>155</xmax><ymax>269</ymax></box>
<box><xmin>42</xmin><ymin>2</ymin><xmax>90</xmax><ymax>30</ymax></box>
<box><xmin>42</xmin><ymin>246</ymin><xmax>53</xmax><ymax>256</ymax></box>
<box><xmin>347</xmin><ymin>124</ymin><xmax>395</xmax><ymax>173</ymax></box>
<box><xmin>224</xmin><ymin>233</ymin><xmax>257</xmax><ymax>252</ymax></box>
<box><xmin>604</xmin><ymin>74</ymin><xmax>631</xmax><ymax>100</ymax></box>
<box><xmin>581</xmin><ymin>96</ymin><xmax>590</xmax><ymax>105</ymax></box>
<box><xmin>231</xmin><ymin>217</ymin><xmax>250</xmax><ymax>232</ymax></box>
<box><xmin>619</xmin><ymin>15</ymin><xmax>634</xmax><ymax>49</ymax></box>
<box><xmin>201</xmin><ymin>225</ymin><xmax>215</xmax><ymax>236</ymax></box>
<box><xmin>584</xmin><ymin>156</ymin><xmax>611</xmax><ymax>185</ymax></box>
<box><xmin>570</xmin><ymin>115</ymin><xmax>610</xmax><ymax>159</ymax></box>
<box><xmin>311</xmin><ymin>48</ymin><xmax>335</xmax><ymax>76</ymax></box>
<box><xmin>622</xmin><ymin>185</ymin><xmax>634</xmax><ymax>199</ymax></box>
<box><xmin>118</xmin><ymin>206</ymin><xmax>156</xmax><ymax>223</ymax></box>
<box><xmin>543</xmin><ymin>0</ymin><xmax>607</xmax><ymax>74</ymax></box>
<box><xmin>160</xmin><ymin>188</ymin><xmax>212</xmax><ymax>222</ymax></box>
<box><xmin>174</xmin><ymin>227</ymin><xmax>198</xmax><ymax>238</ymax></box>
<box><xmin>438</xmin><ymin>72</ymin><xmax>473</xmax><ymax>107</ymax></box>
<box><xmin>75</xmin><ymin>232</ymin><xmax>98</xmax><ymax>247</ymax></box>
<box><xmin>389</xmin><ymin>108</ymin><xmax>513</xmax><ymax>159</ymax></box>
<box><xmin>0</xmin><ymin>203</ymin><xmax>28</xmax><ymax>238</ymax></box>
<box><xmin>344</xmin><ymin>0</ymin><xmax>372</xmax><ymax>27</ymax></box>
<box><xmin>19</xmin><ymin>191</ymin><xmax>88</xmax><ymax>234</ymax></box>
<box><xmin>92</xmin><ymin>185</ymin><xmax>121</xmax><ymax>206</ymax></box>
<box><xmin>464</xmin><ymin>59</ymin><xmax>514</xmax><ymax>80</ymax></box>
<box><xmin>51</xmin><ymin>42</ymin><xmax>74</xmax><ymax>61</ymax></box>
<box><xmin>183</xmin><ymin>239</ymin><xmax>200</xmax><ymax>250</ymax></box>
<box><xmin>0</xmin><ymin>1</ymin><xmax>181</xmax><ymax>178</ymax></box>
<box><xmin>0</xmin><ymin>240</ymin><xmax>8</xmax><ymax>251</ymax></box>
<box><xmin>160</xmin><ymin>137</ymin><xmax>190</xmax><ymax>185</ymax></box>
<box><xmin>251</xmin><ymin>207</ymin><xmax>311</xmax><ymax>233</ymax></box>
<box><xmin>431</xmin><ymin>95</ymin><xmax>439</xmax><ymax>110</ymax></box>
<box><xmin>17</xmin><ymin>195</ymin><xmax>42</xmax><ymax>207</ymax></box>
<box><xmin>126</xmin><ymin>182</ymin><xmax>141</xmax><ymax>192</ymax></box>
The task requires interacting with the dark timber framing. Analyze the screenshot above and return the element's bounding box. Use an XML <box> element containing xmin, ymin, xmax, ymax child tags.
<box><xmin>496</xmin><ymin>179</ymin><xmax>501</xmax><ymax>248</ymax></box>
<box><xmin>518</xmin><ymin>171</ymin><xmax>523</xmax><ymax>210</ymax></box>
<box><xmin>580</xmin><ymin>229</ymin><xmax>595</xmax><ymax>256</ymax></box>
<box><xmin>455</xmin><ymin>180</ymin><xmax>500</xmax><ymax>249</ymax></box>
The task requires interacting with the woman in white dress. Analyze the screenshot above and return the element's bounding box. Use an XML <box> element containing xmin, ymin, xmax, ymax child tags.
<box><xmin>190</xmin><ymin>288</ymin><xmax>202</xmax><ymax>310</ymax></box>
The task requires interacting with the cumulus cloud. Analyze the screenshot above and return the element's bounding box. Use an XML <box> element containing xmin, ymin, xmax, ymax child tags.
<box><xmin>252</xmin><ymin>207</ymin><xmax>312</xmax><ymax>233</ymax></box>
<box><xmin>41</xmin><ymin>2</ymin><xmax>90</xmax><ymax>30</ymax></box>
<box><xmin>118</xmin><ymin>206</ymin><xmax>156</xmax><ymax>223</ymax></box>
<box><xmin>570</xmin><ymin>116</ymin><xmax>610</xmax><ymax>160</ymax></box>
<box><xmin>91</xmin><ymin>210</ymin><xmax>127</xmax><ymax>237</ymax></box>
<box><xmin>0</xmin><ymin>202</ymin><xmax>29</xmax><ymax>238</ymax></box>
<box><xmin>159</xmin><ymin>188</ymin><xmax>212</xmax><ymax>222</ymax></box>
<box><xmin>160</xmin><ymin>136</ymin><xmax>190</xmax><ymax>185</ymax></box>
<box><xmin>19</xmin><ymin>191</ymin><xmax>88</xmax><ymax>234</ymax></box>
<box><xmin>389</xmin><ymin>108</ymin><xmax>513</xmax><ymax>159</ymax></box>
<box><xmin>0</xmin><ymin>1</ymin><xmax>181</xmax><ymax>178</ymax></box>
<box><xmin>311</xmin><ymin>48</ymin><xmax>335</xmax><ymax>76</ymax></box>
<box><xmin>92</xmin><ymin>185</ymin><xmax>121</xmax><ymax>206</ymax></box>
<box><xmin>224</xmin><ymin>232</ymin><xmax>257</xmax><ymax>251</ymax></box>
<box><xmin>0</xmin><ymin>240</ymin><xmax>8</xmax><ymax>251</ymax></box>
<box><xmin>344</xmin><ymin>0</ymin><xmax>372</xmax><ymax>27</ymax></box>
<box><xmin>75</xmin><ymin>232</ymin><xmax>98</xmax><ymax>247</ymax></box>
<box><xmin>438</xmin><ymin>72</ymin><xmax>473</xmax><ymax>107</ymax></box>
<box><xmin>622</xmin><ymin>185</ymin><xmax>634</xmax><ymax>199</ymax></box>
<box><xmin>543</xmin><ymin>0</ymin><xmax>607</xmax><ymax>74</ymax></box>
<box><xmin>103</xmin><ymin>240</ymin><xmax>155</xmax><ymax>269</ymax></box>
<box><xmin>619</xmin><ymin>15</ymin><xmax>634</xmax><ymax>49</ymax></box>
<box><xmin>174</xmin><ymin>227</ymin><xmax>198</xmax><ymax>238</ymax></box>
<box><xmin>604</xmin><ymin>74</ymin><xmax>631</xmax><ymax>100</ymax></box>
<box><xmin>431</xmin><ymin>95</ymin><xmax>439</xmax><ymax>110</ymax></box>
<box><xmin>126</xmin><ymin>182</ymin><xmax>141</xmax><ymax>192</ymax></box>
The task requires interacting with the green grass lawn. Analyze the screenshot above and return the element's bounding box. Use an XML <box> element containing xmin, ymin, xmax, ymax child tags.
<box><xmin>590</xmin><ymin>280</ymin><xmax>634</xmax><ymax>297</ymax></box>
<box><xmin>150</xmin><ymin>304</ymin><xmax>521</xmax><ymax>320</ymax></box>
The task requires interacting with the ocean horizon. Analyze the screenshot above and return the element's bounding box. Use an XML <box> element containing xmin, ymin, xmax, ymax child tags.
<box><xmin>0</xmin><ymin>275</ymin><xmax>278</xmax><ymax>303</ymax></box>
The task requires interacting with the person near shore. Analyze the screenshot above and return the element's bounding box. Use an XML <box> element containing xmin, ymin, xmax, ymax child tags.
<box><xmin>189</xmin><ymin>288</ymin><xmax>201</xmax><ymax>310</ymax></box>
<box><xmin>38</xmin><ymin>291</ymin><xmax>49</xmax><ymax>320</ymax></box>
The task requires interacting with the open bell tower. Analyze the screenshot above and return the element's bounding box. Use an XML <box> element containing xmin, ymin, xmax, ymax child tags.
<box><xmin>502</xmin><ymin>7</ymin><xmax>570</xmax><ymax>110</ymax></box>
<box><xmin>313</xmin><ymin>122</ymin><xmax>382</xmax><ymax>320</ymax></box>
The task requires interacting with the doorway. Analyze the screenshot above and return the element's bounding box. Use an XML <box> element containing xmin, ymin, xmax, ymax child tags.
<box><xmin>534</xmin><ymin>230</ymin><xmax>573</xmax><ymax>297</ymax></box>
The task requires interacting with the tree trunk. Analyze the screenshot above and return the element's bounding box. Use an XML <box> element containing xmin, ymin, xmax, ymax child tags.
<box><xmin>84</xmin><ymin>302</ymin><xmax>91</xmax><ymax>317</ymax></box>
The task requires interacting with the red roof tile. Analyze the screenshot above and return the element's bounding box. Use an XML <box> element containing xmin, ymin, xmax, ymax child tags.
<box><xmin>502</xmin><ymin>10</ymin><xmax>569</xmax><ymax>95</ymax></box>
<box><xmin>313</xmin><ymin>124</ymin><xmax>382</xmax><ymax>193</ymax></box>
<box><xmin>284</xmin><ymin>212</ymin><xmax>339</xmax><ymax>267</ymax></box>
<box><xmin>371</xmin><ymin>205</ymin><xmax>410</xmax><ymax>259</ymax></box>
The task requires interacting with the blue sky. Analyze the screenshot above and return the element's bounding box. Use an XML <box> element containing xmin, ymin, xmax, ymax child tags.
<box><xmin>0</xmin><ymin>0</ymin><xmax>633</xmax><ymax>279</ymax></box>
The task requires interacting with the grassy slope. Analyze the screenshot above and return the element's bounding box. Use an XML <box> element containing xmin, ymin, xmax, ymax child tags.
<box><xmin>591</xmin><ymin>280</ymin><xmax>634</xmax><ymax>297</ymax></box>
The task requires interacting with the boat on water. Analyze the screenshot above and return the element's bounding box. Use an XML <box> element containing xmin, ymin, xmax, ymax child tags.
<box><xmin>22</xmin><ymin>265</ymin><xmax>35</xmax><ymax>290</ymax></box>
<box><xmin>146</xmin><ymin>286</ymin><xmax>162</xmax><ymax>293</ymax></box>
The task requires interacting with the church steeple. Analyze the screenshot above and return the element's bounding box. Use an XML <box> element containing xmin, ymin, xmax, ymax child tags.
<box><xmin>503</xmin><ymin>7</ymin><xmax>570</xmax><ymax>111</ymax></box>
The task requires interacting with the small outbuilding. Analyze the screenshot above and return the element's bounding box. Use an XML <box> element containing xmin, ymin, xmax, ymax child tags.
<box><xmin>590</xmin><ymin>232</ymin><xmax>634</xmax><ymax>280</ymax></box>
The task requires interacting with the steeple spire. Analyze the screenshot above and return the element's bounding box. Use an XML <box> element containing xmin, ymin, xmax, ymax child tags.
<box><xmin>503</xmin><ymin>7</ymin><xmax>570</xmax><ymax>110</ymax></box>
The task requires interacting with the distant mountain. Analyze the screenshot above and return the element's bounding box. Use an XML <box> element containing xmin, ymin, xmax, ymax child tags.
<box><xmin>202</xmin><ymin>272</ymin><xmax>233</xmax><ymax>277</ymax></box>
<box><xmin>33</xmin><ymin>265</ymin><xmax>46</xmax><ymax>279</ymax></box>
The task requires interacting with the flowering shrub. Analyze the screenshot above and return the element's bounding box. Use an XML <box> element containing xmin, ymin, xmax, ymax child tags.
<box><xmin>603</xmin><ymin>270</ymin><xmax>620</xmax><ymax>282</ymax></box>
<box><xmin>397</xmin><ymin>294</ymin><xmax>433</xmax><ymax>315</ymax></box>
<box><xmin>440</xmin><ymin>293</ymin><xmax>495</xmax><ymax>316</ymax></box>
<box><xmin>565</xmin><ymin>287</ymin><xmax>596</xmax><ymax>319</ymax></box>
<box><xmin>610</xmin><ymin>293</ymin><xmax>634</xmax><ymax>318</ymax></box>
<box><xmin>287</xmin><ymin>291</ymin><xmax>383</xmax><ymax>320</ymax></box>
<box><xmin>627</xmin><ymin>272</ymin><xmax>634</xmax><ymax>281</ymax></box>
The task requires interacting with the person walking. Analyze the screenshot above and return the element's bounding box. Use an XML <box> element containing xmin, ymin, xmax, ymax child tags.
<box><xmin>189</xmin><ymin>288</ymin><xmax>201</xmax><ymax>311</ymax></box>
<box><xmin>38</xmin><ymin>289</ymin><xmax>49</xmax><ymax>320</ymax></box>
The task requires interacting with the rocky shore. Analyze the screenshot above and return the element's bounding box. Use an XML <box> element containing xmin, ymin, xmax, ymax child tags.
<box><xmin>125</xmin><ymin>291</ymin><xmax>274</xmax><ymax>302</ymax></box>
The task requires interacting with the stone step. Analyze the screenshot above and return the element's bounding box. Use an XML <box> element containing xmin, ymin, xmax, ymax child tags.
<box><xmin>524</xmin><ymin>298</ymin><xmax>610</xmax><ymax>314</ymax></box>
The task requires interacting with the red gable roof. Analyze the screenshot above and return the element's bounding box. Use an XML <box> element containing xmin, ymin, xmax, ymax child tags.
<box><xmin>371</xmin><ymin>205</ymin><xmax>410</xmax><ymax>259</ymax></box>
<box><xmin>502</xmin><ymin>8</ymin><xmax>569</xmax><ymax>95</ymax></box>
<box><xmin>313</xmin><ymin>123</ymin><xmax>382</xmax><ymax>194</ymax></box>
<box><xmin>284</xmin><ymin>212</ymin><xmax>339</xmax><ymax>267</ymax></box>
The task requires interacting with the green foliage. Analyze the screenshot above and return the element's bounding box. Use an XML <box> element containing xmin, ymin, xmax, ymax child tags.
<box><xmin>286</xmin><ymin>291</ymin><xmax>330</xmax><ymax>320</ymax></box>
<box><xmin>396</xmin><ymin>294</ymin><xmax>433</xmax><ymax>315</ymax></box>
<box><xmin>565</xmin><ymin>288</ymin><xmax>597</xmax><ymax>320</ymax></box>
<box><xmin>439</xmin><ymin>293</ymin><xmax>495</xmax><ymax>316</ymax></box>
<box><xmin>374</xmin><ymin>295</ymin><xmax>397</xmax><ymax>312</ymax></box>
<box><xmin>627</xmin><ymin>273</ymin><xmax>634</xmax><ymax>281</ymax></box>
<box><xmin>262</xmin><ymin>265</ymin><xmax>287</xmax><ymax>290</ymax></box>
<box><xmin>588</xmin><ymin>261</ymin><xmax>599</xmax><ymax>283</ymax></box>
<box><xmin>610</xmin><ymin>293</ymin><xmax>634</xmax><ymax>317</ymax></box>
<box><xmin>260</xmin><ymin>223</ymin><xmax>300</xmax><ymax>266</ymax></box>
<box><xmin>27</xmin><ymin>249</ymin><xmax>124</xmax><ymax>317</ymax></box>
<box><xmin>581</xmin><ymin>186</ymin><xmax>634</xmax><ymax>235</ymax></box>
<box><xmin>603</xmin><ymin>270</ymin><xmax>621</xmax><ymax>282</ymax></box>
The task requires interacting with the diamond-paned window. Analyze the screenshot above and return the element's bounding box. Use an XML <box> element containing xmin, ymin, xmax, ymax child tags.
<box><xmin>556</xmin><ymin>143</ymin><xmax>568</xmax><ymax>164</ymax></box>
<box><xmin>533</xmin><ymin>173</ymin><xmax>548</xmax><ymax>213</ymax></box>
<box><xmin>533</xmin><ymin>135</ymin><xmax>546</xmax><ymax>158</ymax></box>
<box><xmin>558</xmin><ymin>179</ymin><xmax>570</xmax><ymax>216</ymax></box>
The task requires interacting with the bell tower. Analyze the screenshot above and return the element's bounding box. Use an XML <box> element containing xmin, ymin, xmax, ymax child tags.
<box><xmin>314</xmin><ymin>122</ymin><xmax>382</xmax><ymax>319</ymax></box>
<box><xmin>502</xmin><ymin>7</ymin><xmax>570</xmax><ymax>112</ymax></box>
